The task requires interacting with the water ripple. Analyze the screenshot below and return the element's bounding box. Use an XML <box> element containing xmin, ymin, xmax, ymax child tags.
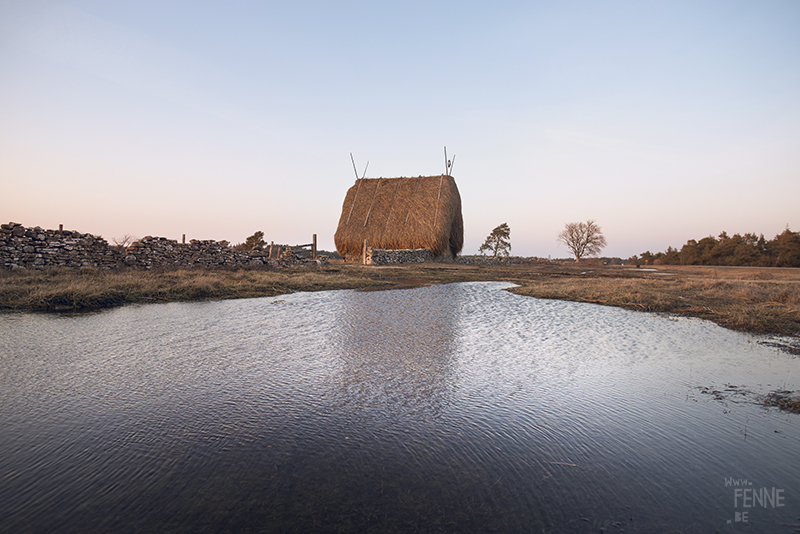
<box><xmin>1</xmin><ymin>282</ymin><xmax>798</xmax><ymax>533</ymax></box>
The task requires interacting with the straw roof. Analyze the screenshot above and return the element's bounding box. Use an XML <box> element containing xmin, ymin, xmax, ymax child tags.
<box><xmin>334</xmin><ymin>175</ymin><xmax>464</xmax><ymax>260</ymax></box>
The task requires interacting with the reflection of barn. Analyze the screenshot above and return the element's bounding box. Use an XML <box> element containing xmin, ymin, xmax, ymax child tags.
<box><xmin>331</xmin><ymin>284</ymin><xmax>460</xmax><ymax>418</ymax></box>
<box><xmin>334</xmin><ymin>175</ymin><xmax>464</xmax><ymax>261</ymax></box>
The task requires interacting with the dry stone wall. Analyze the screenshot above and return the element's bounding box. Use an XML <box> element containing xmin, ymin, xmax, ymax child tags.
<box><xmin>1</xmin><ymin>223</ymin><xmax>119</xmax><ymax>270</ymax></box>
<box><xmin>1</xmin><ymin>223</ymin><xmax>320</xmax><ymax>270</ymax></box>
<box><xmin>122</xmin><ymin>236</ymin><xmax>271</xmax><ymax>269</ymax></box>
<box><xmin>455</xmin><ymin>255</ymin><xmax>548</xmax><ymax>265</ymax></box>
<box><xmin>366</xmin><ymin>247</ymin><xmax>433</xmax><ymax>265</ymax></box>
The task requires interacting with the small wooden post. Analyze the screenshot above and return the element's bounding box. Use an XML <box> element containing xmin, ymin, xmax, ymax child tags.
<box><xmin>59</xmin><ymin>224</ymin><xmax>63</xmax><ymax>231</ymax></box>
<box><xmin>312</xmin><ymin>234</ymin><xmax>317</xmax><ymax>259</ymax></box>
<box><xmin>362</xmin><ymin>239</ymin><xmax>368</xmax><ymax>265</ymax></box>
<box><xmin>269</xmin><ymin>241</ymin><xmax>274</xmax><ymax>259</ymax></box>
<box><xmin>182</xmin><ymin>234</ymin><xmax>186</xmax><ymax>244</ymax></box>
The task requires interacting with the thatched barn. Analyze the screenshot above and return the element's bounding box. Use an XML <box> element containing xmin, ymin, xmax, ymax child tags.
<box><xmin>334</xmin><ymin>175</ymin><xmax>464</xmax><ymax>261</ymax></box>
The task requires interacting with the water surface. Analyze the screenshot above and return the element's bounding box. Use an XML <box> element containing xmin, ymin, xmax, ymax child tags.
<box><xmin>1</xmin><ymin>282</ymin><xmax>798</xmax><ymax>533</ymax></box>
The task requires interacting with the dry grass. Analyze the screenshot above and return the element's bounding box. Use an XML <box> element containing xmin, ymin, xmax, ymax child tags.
<box><xmin>0</xmin><ymin>267</ymin><xmax>392</xmax><ymax>312</ymax></box>
<box><xmin>2</xmin><ymin>263</ymin><xmax>799</xmax><ymax>338</ymax></box>
<box><xmin>763</xmin><ymin>391</ymin><xmax>800</xmax><ymax>413</ymax></box>
<box><xmin>510</xmin><ymin>275</ymin><xmax>800</xmax><ymax>335</ymax></box>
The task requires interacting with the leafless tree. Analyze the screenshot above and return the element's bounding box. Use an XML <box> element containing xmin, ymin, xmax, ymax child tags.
<box><xmin>112</xmin><ymin>234</ymin><xmax>137</xmax><ymax>250</ymax></box>
<box><xmin>558</xmin><ymin>220</ymin><xmax>607</xmax><ymax>261</ymax></box>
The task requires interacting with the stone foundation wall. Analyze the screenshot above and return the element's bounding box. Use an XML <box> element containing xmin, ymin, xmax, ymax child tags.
<box><xmin>366</xmin><ymin>248</ymin><xmax>433</xmax><ymax>265</ymax></box>
<box><xmin>0</xmin><ymin>222</ymin><xmax>320</xmax><ymax>270</ymax></box>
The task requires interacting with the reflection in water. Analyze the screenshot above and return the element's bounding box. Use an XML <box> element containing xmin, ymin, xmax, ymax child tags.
<box><xmin>0</xmin><ymin>282</ymin><xmax>798</xmax><ymax>533</ymax></box>
<box><xmin>330</xmin><ymin>285</ymin><xmax>461</xmax><ymax>420</ymax></box>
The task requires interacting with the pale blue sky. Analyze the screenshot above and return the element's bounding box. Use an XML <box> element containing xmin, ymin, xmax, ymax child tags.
<box><xmin>2</xmin><ymin>0</ymin><xmax>798</xmax><ymax>258</ymax></box>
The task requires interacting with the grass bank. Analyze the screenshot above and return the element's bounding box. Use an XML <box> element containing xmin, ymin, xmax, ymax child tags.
<box><xmin>0</xmin><ymin>267</ymin><xmax>391</xmax><ymax>312</ymax></box>
<box><xmin>1</xmin><ymin>263</ymin><xmax>799</xmax><ymax>339</ymax></box>
<box><xmin>508</xmin><ymin>266</ymin><xmax>800</xmax><ymax>337</ymax></box>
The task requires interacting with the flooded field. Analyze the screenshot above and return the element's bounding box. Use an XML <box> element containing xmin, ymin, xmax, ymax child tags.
<box><xmin>1</xmin><ymin>282</ymin><xmax>798</xmax><ymax>533</ymax></box>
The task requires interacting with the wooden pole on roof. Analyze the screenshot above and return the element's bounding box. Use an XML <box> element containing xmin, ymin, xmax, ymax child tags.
<box><xmin>364</xmin><ymin>178</ymin><xmax>382</xmax><ymax>227</ymax></box>
<box><xmin>346</xmin><ymin>180</ymin><xmax>362</xmax><ymax>225</ymax></box>
<box><xmin>350</xmin><ymin>153</ymin><xmax>359</xmax><ymax>181</ymax></box>
<box><xmin>407</xmin><ymin>176</ymin><xmax>422</xmax><ymax>227</ymax></box>
<box><xmin>433</xmin><ymin>175</ymin><xmax>444</xmax><ymax>227</ymax></box>
<box><xmin>443</xmin><ymin>146</ymin><xmax>448</xmax><ymax>176</ymax></box>
<box><xmin>385</xmin><ymin>179</ymin><xmax>401</xmax><ymax>228</ymax></box>
<box><xmin>346</xmin><ymin>154</ymin><xmax>368</xmax><ymax>226</ymax></box>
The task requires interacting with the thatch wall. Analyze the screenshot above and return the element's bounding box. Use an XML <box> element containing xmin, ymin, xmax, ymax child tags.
<box><xmin>334</xmin><ymin>175</ymin><xmax>464</xmax><ymax>260</ymax></box>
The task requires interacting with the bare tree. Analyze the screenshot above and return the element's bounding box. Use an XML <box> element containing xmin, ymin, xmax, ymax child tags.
<box><xmin>479</xmin><ymin>223</ymin><xmax>511</xmax><ymax>258</ymax></box>
<box><xmin>558</xmin><ymin>220</ymin><xmax>607</xmax><ymax>261</ymax></box>
<box><xmin>111</xmin><ymin>234</ymin><xmax>137</xmax><ymax>250</ymax></box>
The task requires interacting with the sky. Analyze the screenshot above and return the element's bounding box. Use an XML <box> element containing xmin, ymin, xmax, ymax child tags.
<box><xmin>1</xmin><ymin>0</ymin><xmax>798</xmax><ymax>258</ymax></box>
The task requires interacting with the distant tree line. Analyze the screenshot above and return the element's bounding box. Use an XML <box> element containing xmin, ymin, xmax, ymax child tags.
<box><xmin>629</xmin><ymin>227</ymin><xmax>800</xmax><ymax>267</ymax></box>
